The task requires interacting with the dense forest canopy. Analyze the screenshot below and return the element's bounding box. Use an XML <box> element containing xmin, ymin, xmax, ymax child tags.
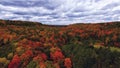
<box><xmin>0</xmin><ymin>19</ymin><xmax>120</xmax><ymax>68</ymax></box>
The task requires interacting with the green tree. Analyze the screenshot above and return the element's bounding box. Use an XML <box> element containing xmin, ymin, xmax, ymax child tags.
<box><xmin>27</xmin><ymin>61</ymin><xmax>37</xmax><ymax>68</ymax></box>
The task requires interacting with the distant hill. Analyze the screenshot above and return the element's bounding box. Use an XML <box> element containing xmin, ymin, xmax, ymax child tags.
<box><xmin>0</xmin><ymin>19</ymin><xmax>42</xmax><ymax>26</ymax></box>
<box><xmin>0</xmin><ymin>19</ymin><xmax>120</xmax><ymax>27</ymax></box>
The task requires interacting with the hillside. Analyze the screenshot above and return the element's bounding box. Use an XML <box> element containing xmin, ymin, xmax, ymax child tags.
<box><xmin>0</xmin><ymin>19</ymin><xmax>120</xmax><ymax>68</ymax></box>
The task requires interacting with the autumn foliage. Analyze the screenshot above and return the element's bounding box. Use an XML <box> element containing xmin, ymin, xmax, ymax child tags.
<box><xmin>8</xmin><ymin>55</ymin><xmax>21</xmax><ymax>68</ymax></box>
<box><xmin>0</xmin><ymin>20</ymin><xmax>120</xmax><ymax>68</ymax></box>
<box><xmin>64</xmin><ymin>58</ymin><xmax>72</xmax><ymax>68</ymax></box>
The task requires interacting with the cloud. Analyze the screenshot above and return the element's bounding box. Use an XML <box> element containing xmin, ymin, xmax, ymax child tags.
<box><xmin>0</xmin><ymin>0</ymin><xmax>120</xmax><ymax>25</ymax></box>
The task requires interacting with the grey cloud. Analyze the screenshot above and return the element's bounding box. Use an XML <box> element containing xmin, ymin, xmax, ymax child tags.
<box><xmin>0</xmin><ymin>0</ymin><xmax>120</xmax><ymax>25</ymax></box>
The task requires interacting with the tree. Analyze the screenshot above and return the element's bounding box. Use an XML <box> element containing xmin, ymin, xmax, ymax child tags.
<box><xmin>27</xmin><ymin>61</ymin><xmax>37</xmax><ymax>68</ymax></box>
<box><xmin>50</xmin><ymin>50</ymin><xmax>64</xmax><ymax>62</ymax></box>
<box><xmin>8</xmin><ymin>55</ymin><xmax>21</xmax><ymax>68</ymax></box>
<box><xmin>64</xmin><ymin>58</ymin><xmax>72</xmax><ymax>68</ymax></box>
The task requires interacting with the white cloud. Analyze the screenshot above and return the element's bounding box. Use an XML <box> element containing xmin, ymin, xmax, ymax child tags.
<box><xmin>0</xmin><ymin>0</ymin><xmax>120</xmax><ymax>25</ymax></box>
<box><xmin>0</xmin><ymin>4</ymin><xmax>52</xmax><ymax>14</ymax></box>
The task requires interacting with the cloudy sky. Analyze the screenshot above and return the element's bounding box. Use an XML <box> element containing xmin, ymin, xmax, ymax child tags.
<box><xmin>0</xmin><ymin>0</ymin><xmax>120</xmax><ymax>25</ymax></box>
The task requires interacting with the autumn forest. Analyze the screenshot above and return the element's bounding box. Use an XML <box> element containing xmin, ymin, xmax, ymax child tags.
<box><xmin>0</xmin><ymin>19</ymin><xmax>120</xmax><ymax>68</ymax></box>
